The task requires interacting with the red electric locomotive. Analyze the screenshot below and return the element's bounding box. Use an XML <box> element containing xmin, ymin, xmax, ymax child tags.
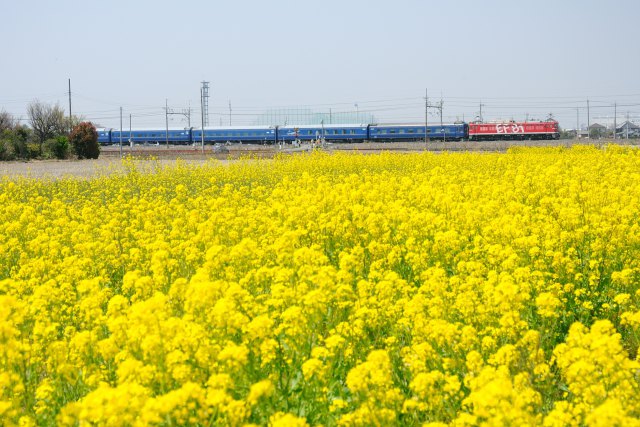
<box><xmin>468</xmin><ymin>120</ymin><xmax>559</xmax><ymax>141</ymax></box>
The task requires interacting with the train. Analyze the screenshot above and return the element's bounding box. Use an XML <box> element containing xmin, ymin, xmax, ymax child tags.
<box><xmin>97</xmin><ymin>120</ymin><xmax>559</xmax><ymax>145</ymax></box>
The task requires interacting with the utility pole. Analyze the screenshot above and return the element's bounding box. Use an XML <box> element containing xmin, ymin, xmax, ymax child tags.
<box><xmin>587</xmin><ymin>99</ymin><xmax>590</xmax><ymax>139</ymax></box>
<box><xmin>165</xmin><ymin>99</ymin><xmax>169</xmax><ymax>147</ymax></box>
<box><xmin>119</xmin><ymin>107</ymin><xmax>123</xmax><ymax>157</ymax></box>
<box><xmin>439</xmin><ymin>98</ymin><xmax>444</xmax><ymax>142</ymax></box>
<box><xmin>627</xmin><ymin>112</ymin><xmax>630</xmax><ymax>139</ymax></box>
<box><xmin>479</xmin><ymin>101</ymin><xmax>485</xmax><ymax>123</ymax></box>
<box><xmin>229</xmin><ymin>100</ymin><xmax>232</xmax><ymax>126</ymax></box>
<box><xmin>613</xmin><ymin>102</ymin><xmax>617</xmax><ymax>140</ymax></box>
<box><xmin>129</xmin><ymin>114</ymin><xmax>132</xmax><ymax>147</ymax></box>
<box><xmin>68</xmin><ymin>78</ymin><xmax>72</xmax><ymax>132</ymax></box>
<box><xmin>425</xmin><ymin>88</ymin><xmax>429</xmax><ymax>145</ymax></box>
<box><xmin>329</xmin><ymin>108</ymin><xmax>332</xmax><ymax>124</ymax></box>
<box><xmin>201</xmin><ymin>81</ymin><xmax>210</xmax><ymax>126</ymax></box>
<box><xmin>200</xmin><ymin>87</ymin><xmax>205</xmax><ymax>154</ymax></box>
<box><xmin>576</xmin><ymin>107</ymin><xmax>579</xmax><ymax>138</ymax></box>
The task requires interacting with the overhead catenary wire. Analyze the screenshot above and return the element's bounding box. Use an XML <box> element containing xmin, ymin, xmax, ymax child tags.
<box><xmin>4</xmin><ymin>90</ymin><xmax>640</xmax><ymax>130</ymax></box>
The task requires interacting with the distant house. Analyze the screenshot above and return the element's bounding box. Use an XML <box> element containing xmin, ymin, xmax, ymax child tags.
<box><xmin>588</xmin><ymin>123</ymin><xmax>607</xmax><ymax>138</ymax></box>
<box><xmin>589</xmin><ymin>123</ymin><xmax>606</xmax><ymax>131</ymax></box>
<box><xmin>616</xmin><ymin>121</ymin><xmax>640</xmax><ymax>138</ymax></box>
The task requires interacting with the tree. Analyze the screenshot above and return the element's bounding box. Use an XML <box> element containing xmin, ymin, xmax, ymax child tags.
<box><xmin>0</xmin><ymin>110</ymin><xmax>17</xmax><ymax>132</ymax></box>
<box><xmin>0</xmin><ymin>125</ymin><xmax>31</xmax><ymax>160</ymax></box>
<box><xmin>27</xmin><ymin>101</ymin><xmax>67</xmax><ymax>153</ymax></box>
<box><xmin>69</xmin><ymin>122</ymin><xmax>99</xmax><ymax>159</ymax></box>
<box><xmin>65</xmin><ymin>114</ymin><xmax>87</xmax><ymax>133</ymax></box>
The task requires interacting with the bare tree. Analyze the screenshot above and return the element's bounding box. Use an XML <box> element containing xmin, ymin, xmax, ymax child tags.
<box><xmin>27</xmin><ymin>100</ymin><xmax>66</xmax><ymax>152</ymax></box>
<box><xmin>0</xmin><ymin>110</ymin><xmax>17</xmax><ymax>132</ymax></box>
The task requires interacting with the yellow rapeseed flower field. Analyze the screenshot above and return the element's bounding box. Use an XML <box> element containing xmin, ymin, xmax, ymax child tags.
<box><xmin>1</xmin><ymin>146</ymin><xmax>640</xmax><ymax>426</ymax></box>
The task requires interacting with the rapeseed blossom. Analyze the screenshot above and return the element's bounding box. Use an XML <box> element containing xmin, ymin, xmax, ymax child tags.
<box><xmin>1</xmin><ymin>146</ymin><xmax>640</xmax><ymax>425</ymax></box>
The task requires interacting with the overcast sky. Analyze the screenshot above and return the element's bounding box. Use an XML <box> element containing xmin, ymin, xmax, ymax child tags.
<box><xmin>2</xmin><ymin>0</ymin><xmax>639</xmax><ymax>129</ymax></box>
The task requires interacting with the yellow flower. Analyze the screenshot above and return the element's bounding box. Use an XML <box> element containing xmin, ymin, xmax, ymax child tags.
<box><xmin>269</xmin><ymin>412</ymin><xmax>309</xmax><ymax>427</ymax></box>
<box><xmin>246</xmin><ymin>380</ymin><xmax>274</xmax><ymax>406</ymax></box>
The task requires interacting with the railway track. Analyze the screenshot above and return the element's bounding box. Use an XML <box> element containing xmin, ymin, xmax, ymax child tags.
<box><xmin>99</xmin><ymin>139</ymin><xmax>637</xmax><ymax>159</ymax></box>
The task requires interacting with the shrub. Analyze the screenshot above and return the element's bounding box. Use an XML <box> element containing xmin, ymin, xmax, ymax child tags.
<box><xmin>0</xmin><ymin>127</ymin><xmax>31</xmax><ymax>160</ymax></box>
<box><xmin>11</xmin><ymin>138</ymin><xmax>28</xmax><ymax>159</ymax></box>
<box><xmin>69</xmin><ymin>122</ymin><xmax>100</xmax><ymax>159</ymax></box>
<box><xmin>26</xmin><ymin>143</ymin><xmax>41</xmax><ymax>159</ymax></box>
<box><xmin>43</xmin><ymin>136</ymin><xmax>70</xmax><ymax>159</ymax></box>
<box><xmin>0</xmin><ymin>138</ymin><xmax>14</xmax><ymax>161</ymax></box>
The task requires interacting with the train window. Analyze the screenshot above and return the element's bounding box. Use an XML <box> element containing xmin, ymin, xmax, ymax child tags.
<box><xmin>389</xmin><ymin>129</ymin><xmax>396</xmax><ymax>134</ymax></box>
<box><xmin>399</xmin><ymin>129</ymin><xmax>405</xmax><ymax>134</ymax></box>
<box><xmin>407</xmin><ymin>129</ymin><xmax>415</xmax><ymax>133</ymax></box>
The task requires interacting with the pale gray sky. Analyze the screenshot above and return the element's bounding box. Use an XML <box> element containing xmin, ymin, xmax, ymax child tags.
<box><xmin>2</xmin><ymin>0</ymin><xmax>639</xmax><ymax>130</ymax></box>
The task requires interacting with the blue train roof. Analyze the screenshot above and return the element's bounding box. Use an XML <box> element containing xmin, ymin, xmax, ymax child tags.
<box><xmin>372</xmin><ymin>123</ymin><xmax>465</xmax><ymax>127</ymax></box>
<box><xmin>279</xmin><ymin>124</ymin><xmax>368</xmax><ymax>129</ymax></box>
<box><xmin>197</xmin><ymin>125</ymin><xmax>276</xmax><ymax>131</ymax></box>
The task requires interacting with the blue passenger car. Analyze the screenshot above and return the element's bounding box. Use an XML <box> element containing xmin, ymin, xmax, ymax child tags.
<box><xmin>277</xmin><ymin>124</ymin><xmax>368</xmax><ymax>143</ymax></box>
<box><xmin>276</xmin><ymin>125</ymin><xmax>322</xmax><ymax>143</ymax></box>
<box><xmin>322</xmin><ymin>124</ymin><xmax>369</xmax><ymax>142</ymax></box>
<box><xmin>192</xmin><ymin>126</ymin><xmax>276</xmax><ymax>144</ymax></box>
<box><xmin>369</xmin><ymin>123</ymin><xmax>467</xmax><ymax>141</ymax></box>
<box><xmin>97</xmin><ymin>128</ymin><xmax>112</xmax><ymax>145</ymax></box>
<box><xmin>442</xmin><ymin>123</ymin><xmax>467</xmax><ymax>140</ymax></box>
<box><xmin>111</xmin><ymin>128</ymin><xmax>191</xmax><ymax>145</ymax></box>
